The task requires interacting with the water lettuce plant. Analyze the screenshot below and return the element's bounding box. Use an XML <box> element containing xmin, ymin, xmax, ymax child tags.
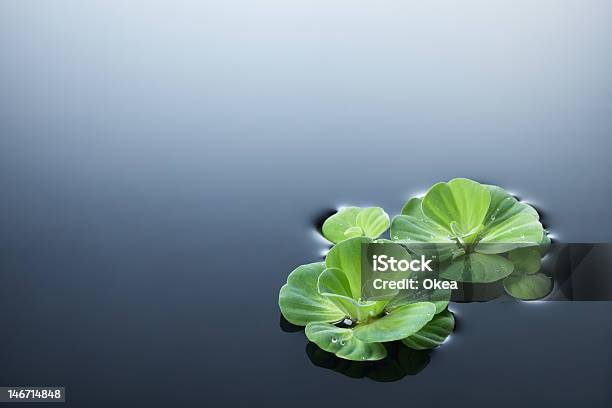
<box><xmin>279</xmin><ymin>237</ymin><xmax>453</xmax><ymax>361</ymax></box>
<box><xmin>279</xmin><ymin>178</ymin><xmax>552</xmax><ymax>363</ymax></box>
<box><xmin>503</xmin><ymin>247</ymin><xmax>552</xmax><ymax>300</ymax></box>
<box><xmin>322</xmin><ymin>207</ymin><xmax>390</xmax><ymax>244</ymax></box>
<box><xmin>391</xmin><ymin>178</ymin><xmax>546</xmax><ymax>284</ymax></box>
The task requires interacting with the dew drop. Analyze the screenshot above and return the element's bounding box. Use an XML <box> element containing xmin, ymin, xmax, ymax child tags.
<box><xmin>331</xmin><ymin>337</ymin><xmax>337</xmax><ymax>343</ymax></box>
<box><xmin>343</xmin><ymin>318</ymin><xmax>353</xmax><ymax>326</ymax></box>
<box><xmin>340</xmin><ymin>341</ymin><xmax>346</xmax><ymax>346</ymax></box>
<box><xmin>393</xmin><ymin>235</ymin><xmax>399</xmax><ymax>239</ymax></box>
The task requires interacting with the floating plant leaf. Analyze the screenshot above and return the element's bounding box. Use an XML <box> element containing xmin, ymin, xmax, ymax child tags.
<box><xmin>402</xmin><ymin>309</ymin><xmax>455</xmax><ymax>350</ymax></box>
<box><xmin>305</xmin><ymin>322</ymin><xmax>387</xmax><ymax>361</ymax></box>
<box><xmin>278</xmin><ymin>263</ymin><xmax>345</xmax><ymax>325</ymax></box>
<box><xmin>391</xmin><ymin>213</ymin><xmax>453</xmax><ymax>244</ymax></box>
<box><xmin>475</xmin><ymin>211</ymin><xmax>543</xmax><ymax>254</ymax></box>
<box><xmin>325</xmin><ymin>236</ymin><xmax>370</xmax><ymax>299</ymax></box>
<box><xmin>422</xmin><ymin>178</ymin><xmax>490</xmax><ymax>243</ymax></box>
<box><xmin>352</xmin><ymin>302</ymin><xmax>436</xmax><ymax>343</ymax></box>
<box><xmin>401</xmin><ymin>197</ymin><xmax>424</xmax><ymax>216</ymax></box>
<box><xmin>322</xmin><ymin>207</ymin><xmax>390</xmax><ymax>244</ymax></box>
<box><xmin>475</xmin><ymin>185</ymin><xmax>543</xmax><ymax>254</ymax></box>
<box><xmin>392</xmin><ymin>199</ymin><xmax>457</xmax><ymax>261</ymax></box>
<box><xmin>391</xmin><ymin>179</ymin><xmax>546</xmax><ymax>282</ymax></box>
<box><xmin>399</xmin><ymin>197</ymin><xmax>455</xmax><ymax>241</ymax></box>
<box><xmin>507</xmin><ymin>247</ymin><xmax>541</xmax><ymax>274</ymax></box>
<box><xmin>318</xmin><ymin>267</ymin><xmax>354</xmax><ymax>298</ymax></box>
<box><xmin>318</xmin><ymin>267</ymin><xmax>386</xmax><ymax>321</ymax></box>
<box><xmin>503</xmin><ymin>246</ymin><xmax>551</xmax><ymax>300</ymax></box>
<box><xmin>503</xmin><ymin>273</ymin><xmax>552</xmax><ymax>300</ymax></box>
<box><xmin>482</xmin><ymin>185</ymin><xmax>538</xmax><ymax>226</ymax></box>
<box><xmin>439</xmin><ymin>253</ymin><xmax>514</xmax><ymax>283</ymax></box>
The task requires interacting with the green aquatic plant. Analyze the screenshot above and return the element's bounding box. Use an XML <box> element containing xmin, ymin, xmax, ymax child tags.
<box><xmin>279</xmin><ymin>237</ymin><xmax>453</xmax><ymax>361</ymax></box>
<box><xmin>279</xmin><ymin>180</ymin><xmax>552</xmax><ymax>363</ymax></box>
<box><xmin>391</xmin><ymin>178</ymin><xmax>547</xmax><ymax>283</ymax></box>
<box><xmin>322</xmin><ymin>207</ymin><xmax>389</xmax><ymax>244</ymax></box>
<box><xmin>503</xmin><ymin>247</ymin><xmax>552</xmax><ymax>300</ymax></box>
<box><xmin>401</xmin><ymin>309</ymin><xmax>455</xmax><ymax>350</ymax></box>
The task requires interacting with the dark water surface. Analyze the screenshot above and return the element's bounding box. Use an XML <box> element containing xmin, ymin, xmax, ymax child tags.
<box><xmin>1</xmin><ymin>1</ymin><xmax>612</xmax><ymax>407</ymax></box>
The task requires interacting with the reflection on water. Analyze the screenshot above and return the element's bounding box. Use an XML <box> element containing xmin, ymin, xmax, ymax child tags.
<box><xmin>312</xmin><ymin>208</ymin><xmax>338</xmax><ymax>234</ymax></box>
<box><xmin>305</xmin><ymin>341</ymin><xmax>431</xmax><ymax>382</ymax></box>
<box><xmin>279</xmin><ymin>314</ymin><xmax>304</xmax><ymax>333</ymax></box>
<box><xmin>281</xmin><ymin>313</ymin><xmax>460</xmax><ymax>381</ymax></box>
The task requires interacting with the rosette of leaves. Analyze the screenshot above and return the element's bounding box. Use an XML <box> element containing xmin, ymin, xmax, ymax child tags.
<box><xmin>278</xmin><ymin>237</ymin><xmax>454</xmax><ymax>361</ymax></box>
<box><xmin>503</xmin><ymin>247</ymin><xmax>552</xmax><ymax>300</ymax></box>
<box><xmin>322</xmin><ymin>207</ymin><xmax>390</xmax><ymax>244</ymax></box>
<box><xmin>391</xmin><ymin>178</ymin><xmax>547</xmax><ymax>284</ymax></box>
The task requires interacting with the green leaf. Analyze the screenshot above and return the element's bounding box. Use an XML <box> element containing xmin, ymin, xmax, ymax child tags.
<box><xmin>305</xmin><ymin>322</ymin><xmax>387</xmax><ymax>361</ymax></box>
<box><xmin>391</xmin><ymin>214</ymin><xmax>453</xmax><ymax>244</ymax></box>
<box><xmin>439</xmin><ymin>252</ymin><xmax>514</xmax><ymax>283</ymax></box>
<box><xmin>356</xmin><ymin>207</ymin><xmax>390</xmax><ymax>237</ymax></box>
<box><xmin>325</xmin><ymin>236</ymin><xmax>370</xmax><ymax>300</ymax></box>
<box><xmin>322</xmin><ymin>207</ymin><xmax>390</xmax><ymax>244</ymax></box>
<box><xmin>279</xmin><ymin>263</ymin><xmax>345</xmax><ymax>326</ymax></box>
<box><xmin>476</xmin><ymin>185</ymin><xmax>544</xmax><ymax>254</ymax></box>
<box><xmin>476</xmin><ymin>211</ymin><xmax>543</xmax><ymax>254</ymax></box>
<box><xmin>482</xmin><ymin>185</ymin><xmax>535</xmax><ymax>226</ymax></box>
<box><xmin>397</xmin><ymin>182</ymin><xmax>545</xmax><ymax>256</ymax></box>
<box><xmin>387</xmin><ymin>296</ymin><xmax>449</xmax><ymax>316</ymax></box>
<box><xmin>503</xmin><ymin>273</ymin><xmax>552</xmax><ymax>300</ymax></box>
<box><xmin>318</xmin><ymin>267</ymin><xmax>354</xmax><ymax>298</ymax></box>
<box><xmin>401</xmin><ymin>197</ymin><xmax>424</xmax><ymax>216</ymax></box>
<box><xmin>508</xmin><ymin>247</ymin><xmax>541</xmax><ymax>274</ymax></box>
<box><xmin>421</xmin><ymin>178</ymin><xmax>491</xmax><ymax>241</ymax></box>
<box><xmin>402</xmin><ymin>309</ymin><xmax>455</xmax><ymax>350</ymax></box>
<box><xmin>352</xmin><ymin>302</ymin><xmax>436</xmax><ymax>343</ymax></box>
<box><xmin>318</xmin><ymin>267</ymin><xmax>387</xmax><ymax>321</ymax></box>
<box><xmin>399</xmin><ymin>198</ymin><xmax>455</xmax><ymax>244</ymax></box>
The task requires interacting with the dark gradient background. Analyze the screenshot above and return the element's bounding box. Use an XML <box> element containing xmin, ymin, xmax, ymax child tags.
<box><xmin>1</xmin><ymin>1</ymin><xmax>611</xmax><ymax>407</ymax></box>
